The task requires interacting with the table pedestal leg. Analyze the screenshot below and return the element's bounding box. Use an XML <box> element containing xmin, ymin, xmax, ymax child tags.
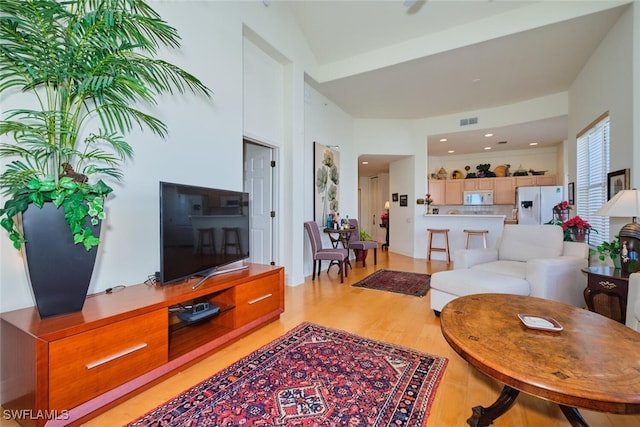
<box><xmin>467</xmin><ymin>385</ymin><xmax>519</xmax><ymax>427</ymax></box>
<box><xmin>559</xmin><ymin>405</ymin><xmax>589</xmax><ymax>427</ymax></box>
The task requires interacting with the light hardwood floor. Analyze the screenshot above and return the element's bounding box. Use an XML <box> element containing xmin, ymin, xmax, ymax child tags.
<box><xmin>3</xmin><ymin>251</ymin><xmax>639</xmax><ymax>426</ymax></box>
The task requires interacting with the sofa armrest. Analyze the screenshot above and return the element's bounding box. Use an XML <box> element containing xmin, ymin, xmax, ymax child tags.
<box><xmin>626</xmin><ymin>273</ymin><xmax>640</xmax><ymax>331</ymax></box>
<box><xmin>562</xmin><ymin>241</ymin><xmax>589</xmax><ymax>259</ymax></box>
<box><xmin>454</xmin><ymin>248</ymin><xmax>498</xmax><ymax>269</ymax></box>
<box><xmin>525</xmin><ymin>256</ymin><xmax>588</xmax><ymax>307</ymax></box>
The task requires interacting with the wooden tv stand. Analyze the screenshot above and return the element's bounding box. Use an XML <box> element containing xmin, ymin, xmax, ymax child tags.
<box><xmin>0</xmin><ymin>263</ymin><xmax>284</xmax><ymax>427</ymax></box>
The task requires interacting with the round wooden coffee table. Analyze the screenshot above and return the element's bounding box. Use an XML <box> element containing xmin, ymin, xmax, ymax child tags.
<box><xmin>440</xmin><ymin>294</ymin><xmax>640</xmax><ymax>427</ymax></box>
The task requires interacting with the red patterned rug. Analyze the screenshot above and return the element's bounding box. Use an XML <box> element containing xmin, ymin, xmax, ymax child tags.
<box><xmin>127</xmin><ymin>322</ymin><xmax>447</xmax><ymax>426</ymax></box>
<box><xmin>353</xmin><ymin>269</ymin><xmax>431</xmax><ymax>297</ymax></box>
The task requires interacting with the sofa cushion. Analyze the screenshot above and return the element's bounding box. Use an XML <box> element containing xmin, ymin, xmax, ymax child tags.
<box><xmin>430</xmin><ymin>269</ymin><xmax>530</xmax><ymax>297</ymax></box>
<box><xmin>471</xmin><ymin>260</ymin><xmax>527</xmax><ymax>279</ymax></box>
<box><xmin>499</xmin><ymin>225</ymin><xmax>563</xmax><ymax>262</ymax></box>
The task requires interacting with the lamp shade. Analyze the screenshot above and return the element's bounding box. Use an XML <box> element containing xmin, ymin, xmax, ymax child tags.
<box><xmin>594</xmin><ymin>189</ymin><xmax>640</xmax><ymax>218</ymax></box>
<box><xmin>384</xmin><ymin>201</ymin><xmax>390</xmax><ymax>210</ymax></box>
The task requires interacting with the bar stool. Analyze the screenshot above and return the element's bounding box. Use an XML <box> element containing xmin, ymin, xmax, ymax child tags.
<box><xmin>464</xmin><ymin>229</ymin><xmax>489</xmax><ymax>249</ymax></box>
<box><xmin>196</xmin><ymin>228</ymin><xmax>216</xmax><ymax>255</ymax></box>
<box><xmin>427</xmin><ymin>228</ymin><xmax>450</xmax><ymax>264</ymax></box>
<box><xmin>222</xmin><ymin>227</ymin><xmax>242</xmax><ymax>255</ymax></box>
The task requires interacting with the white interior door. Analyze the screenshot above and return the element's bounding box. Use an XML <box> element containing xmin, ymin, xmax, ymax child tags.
<box><xmin>244</xmin><ymin>141</ymin><xmax>274</xmax><ymax>265</ymax></box>
<box><xmin>370</xmin><ymin>177</ymin><xmax>383</xmax><ymax>242</ymax></box>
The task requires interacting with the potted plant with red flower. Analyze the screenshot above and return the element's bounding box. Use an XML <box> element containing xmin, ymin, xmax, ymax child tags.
<box><xmin>553</xmin><ymin>201</ymin><xmax>571</xmax><ymax>221</ymax></box>
<box><xmin>561</xmin><ymin>216</ymin><xmax>595</xmax><ymax>242</ymax></box>
<box><xmin>380</xmin><ymin>211</ymin><xmax>389</xmax><ymax>225</ymax></box>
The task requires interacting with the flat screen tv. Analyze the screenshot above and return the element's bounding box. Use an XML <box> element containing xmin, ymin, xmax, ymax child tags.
<box><xmin>159</xmin><ymin>181</ymin><xmax>250</xmax><ymax>285</ymax></box>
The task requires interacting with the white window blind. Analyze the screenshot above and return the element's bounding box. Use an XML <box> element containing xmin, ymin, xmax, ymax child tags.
<box><xmin>576</xmin><ymin>114</ymin><xmax>609</xmax><ymax>247</ymax></box>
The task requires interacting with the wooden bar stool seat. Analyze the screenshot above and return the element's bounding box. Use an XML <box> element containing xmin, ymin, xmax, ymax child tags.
<box><xmin>464</xmin><ymin>229</ymin><xmax>489</xmax><ymax>249</ymax></box>
<box><xmin>196</xmin><ymin>228</ymin><xmax>216</xmax><ymax>255</ymax></box>
<box><xmin>427</xmin><ymin>228</ymin><xmax>450</xmax><ymax>264</ymax></box>
<box><xmin>222</xmin><ymin>227</ymin><xmax>242</xmax><ymax>255</ymax></box>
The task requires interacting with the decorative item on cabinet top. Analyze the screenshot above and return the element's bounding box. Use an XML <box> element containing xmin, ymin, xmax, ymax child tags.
<box><xmin>493</xmin><ymin>165</ymin><xmax>508</xmax><ymax>177</ymax></box>
<box><xmin>451</xmin><ymin>170</ymin><xmax>463</xmax><ymax>179</ymax></box>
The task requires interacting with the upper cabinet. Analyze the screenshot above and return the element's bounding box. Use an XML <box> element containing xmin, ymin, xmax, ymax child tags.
<box><xmin>494</xmin><ymin>177</ymin><xmax>516</xmax><ymax>205</ymax></box>
<box><xmin>445</xmin><ymin>180</ymin><xmax>464</xmax><ymax>205</ymax></box>
<box><xmin>429</xmin><ymin>175</ymin><xmax>556</xmax><ymax>206</ymax></box>
<box><xmin>428</xmin><ymin>180</ymin><xmax>445</xmax><ymax>205</ymax></box>
<box><xmin>534</xmin><ymin>175</ymin><xmax>557</xmax><ymax>186</ymax></box>
<box><xmin>463</xmin><ymin>179</ymin><xmax>494</xmax><ymax>191</ymax></box>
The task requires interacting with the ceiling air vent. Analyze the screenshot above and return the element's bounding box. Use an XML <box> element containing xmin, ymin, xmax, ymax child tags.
<box><xmin>497</xmin><ymin>141</ymin><xmax>507</xmax><ymax>145</ymax></box>
<box><xmin>459</xmin><ymin>117</ymin><xmax>478</xmax><ymax>126</ymax></box>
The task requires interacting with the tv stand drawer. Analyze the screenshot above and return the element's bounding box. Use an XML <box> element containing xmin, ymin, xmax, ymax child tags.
<box><xmin>235</xmin><ymin>273</ymin><xmax>283</xmax><ymax>326</ymax></box>
<box><xmin>48</xmin><ymin>309</ymin><xmax>168</xmax><ymax>410</ymax></box>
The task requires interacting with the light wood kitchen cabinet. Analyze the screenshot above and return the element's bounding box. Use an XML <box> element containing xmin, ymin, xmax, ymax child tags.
<box><xmin>535</xmin><ymin>175</ymin><xmax>556</xmax><ymax>185</ymax></box>
<box><xmin>429</xmin><ymin>175</ymin><xmax>557</xmax><ymax>206</ymax></box>
<box><xmin>463</xmin><ymin>178</ymin><xmax>494</xmax><ymax>191</ymax></box>
<box><xmin>428</xmin><ymin>179</ymin><xmax>445</xmax><ymax>205</ymax></box>
<box><xmin>515</xmin><ymin>176</ymin><xmax>537</xmax><ymax>187</ymax></box>
<box><xmin>493</xmin><ymin>177</ymin><xmax>516</xmax><ymax>204</ymax></box>
<box><xmin>445</xmin><ymin>180</ymin><xmax>464</xmax><ymax>205</ymax></box>
<box><xmin>515</xmin><ymin>175</ymin><xmax>556</xmax><ymax>187</ymax></box>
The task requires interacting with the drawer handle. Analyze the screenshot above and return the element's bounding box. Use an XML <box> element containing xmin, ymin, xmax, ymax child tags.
<box><xmin>86</xmin><ymin>343</ymin><xmax>148</xmax><ymax>370</ymax></box>
<box><xmin>248</xmin><ymin>293</ymin><xmax>273</xmax><ymax>305</ymax></box>
<box><xmin>598</xmin><ymin>280</ymin><xmax>617</xmax><ymax>290</ymax></box>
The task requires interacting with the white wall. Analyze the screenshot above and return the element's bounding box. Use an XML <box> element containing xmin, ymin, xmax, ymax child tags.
<box><xmin>569</xmin><ymin>3</ymin><xmax>636</xmax><ymax>237</ymax></box>
<box><xmin>0</xmin><ymin>1</ymin><xmax>322</xmax><ymax>311</ymax></box>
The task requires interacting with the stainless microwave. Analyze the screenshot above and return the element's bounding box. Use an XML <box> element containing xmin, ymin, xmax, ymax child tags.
<box><xmin>463</xmin><ymin>190</ymin><xmax>494</xmax><ymax>205</ymax></box>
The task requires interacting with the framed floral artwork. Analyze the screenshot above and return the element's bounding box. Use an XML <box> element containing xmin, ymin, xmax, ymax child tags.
<box><xmin>314</xmin><ymin>142</ymin><xmax>340</xmax><ymax>224</ymax></box>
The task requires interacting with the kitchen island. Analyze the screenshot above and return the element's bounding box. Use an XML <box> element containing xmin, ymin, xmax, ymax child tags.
<box><xmin>417</xmin><ymin>214</ymin><xmax>506</xmax><ymax>262</ymax></box>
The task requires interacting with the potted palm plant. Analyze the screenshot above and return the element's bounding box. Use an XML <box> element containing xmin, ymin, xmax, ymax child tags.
<box><xmin>0</xmin><ymin>0</ymin><xmax>212</xmax><ymax>317</ymax></box>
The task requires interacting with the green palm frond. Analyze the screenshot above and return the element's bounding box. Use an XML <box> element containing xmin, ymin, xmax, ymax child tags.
<box><xmin>0</xmin><ymin>0</ymin><xmax>212</xmax><ymax>249</ymax></box>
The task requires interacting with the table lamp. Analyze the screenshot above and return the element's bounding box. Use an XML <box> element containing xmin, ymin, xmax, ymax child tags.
<box><xmin>595</xmin><ymin>189</ymin><xmax>640</xmax><ymax>273</ymax></box>
<box><xmin>384</xmin><ymin>200</ymin><xmax>390</xmax><ymax>211</ymax></box>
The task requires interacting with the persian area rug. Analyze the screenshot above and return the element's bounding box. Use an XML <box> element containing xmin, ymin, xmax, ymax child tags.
<box><xmin>352</xmin><ymin>269</ymin><xmax>431</xmax><ymax>297</ymax></box>
<box><xmin>127</xmin><ymin>322</ymin><xmax>448</xmax><ymax>427</ymax></box>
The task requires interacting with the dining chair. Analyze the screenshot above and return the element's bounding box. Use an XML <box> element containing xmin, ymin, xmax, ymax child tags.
<box><xmin>304</xmin><ymin>221</ymin><xmax>349</xmax><ymax>283</ymax></box>
<box><xmin>347</xmin><ymin>218</ymin><xmax>378</xmax><ymax>267</ymax></box>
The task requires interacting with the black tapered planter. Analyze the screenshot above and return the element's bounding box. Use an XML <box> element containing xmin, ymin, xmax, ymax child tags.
<box><xmin>22</xmin><ymin>202</ymin><xmax>101</xmax><ymax>318</ymax></box>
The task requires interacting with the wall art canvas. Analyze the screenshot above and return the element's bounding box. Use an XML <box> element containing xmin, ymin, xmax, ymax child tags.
<box><xmin>314</xmin><ymin>142</ymin><xmax>340</xmax><ymax>223</ymax></box>
<box><xmin>607</xmin><ymin>168</ymin><xmax>630</xmax><ymax>200</ymax></box>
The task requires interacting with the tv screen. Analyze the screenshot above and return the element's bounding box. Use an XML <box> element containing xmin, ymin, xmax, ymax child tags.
<box><xmin>159</xmin><ymin>181</ymin><xmax>250</xmax><ymax>285</ymax></box>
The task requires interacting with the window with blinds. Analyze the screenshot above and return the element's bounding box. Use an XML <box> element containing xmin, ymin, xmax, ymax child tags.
<box><xmin>576</xmin><ymin>113</ymin><xmax>610</xmax><ymax>247</ymax></box>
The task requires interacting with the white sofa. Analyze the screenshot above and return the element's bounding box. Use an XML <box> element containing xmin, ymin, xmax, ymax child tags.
<box><xmin>627</xmin><ymin>273</ymin><xmax>640</xmax><ymax>331</ymax></box>
<box><xmin>430</xmin><ymin>224</ymin><xmax>589</xmax><ymax>314</ymax></box>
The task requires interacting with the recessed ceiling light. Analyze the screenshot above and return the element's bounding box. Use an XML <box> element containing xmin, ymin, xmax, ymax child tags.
<box><xmin>472</xmin><ymin>78</ymin><xmax>481</xmax><ymax>83</ymax></box>
<box><xmin>529</xmin><ymin>142</ymin><xmax>538</xmax><ymax>146</ymax></box>
<box><xmin>361</xmin><ymin>161</ymin><xmax>369</xmax><ymax>165</ymax></box>
<box><xmin>484</xmin><ymin>133</ymin><xmax>493</xmax><ymax>137</ymax></box>
<box><xmin>440</xmin><ymin>138</ymin><xmax>447</xmax><ymax>142</ymax></box>
<box><xmin>484</xmin><ymin>147</ymin><xmax>491</xmax><ymax>150</ymax></box>
<box><xmin>447</xmin><ymin>150</ymin><xmax>455</xmax><ymax>153</ymax></box>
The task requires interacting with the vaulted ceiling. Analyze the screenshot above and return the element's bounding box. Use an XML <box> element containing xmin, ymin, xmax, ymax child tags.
<box><xmin>283</xmin><ymin>0</ymin><xmax>629</xmax><ymax>174</ymax></box>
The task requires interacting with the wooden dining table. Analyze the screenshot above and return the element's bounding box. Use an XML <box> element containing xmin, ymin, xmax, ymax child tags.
<box><xmin>440</xmin><ymin>293</ymin><xmax>640</xmax><ymax>427</ymax></box>
<box><xmin>323</xmin><ymin>227</ymin><xmax>353</xmax><ymax>249</ymax></box>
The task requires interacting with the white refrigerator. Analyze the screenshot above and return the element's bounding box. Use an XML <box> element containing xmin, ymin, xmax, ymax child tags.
<box><xmin>516</xmin><ymin>186</ymin><xmax>564</xmax><ymax>225</ymax></box>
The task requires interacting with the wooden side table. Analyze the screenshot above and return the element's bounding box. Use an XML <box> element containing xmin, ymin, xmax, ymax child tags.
<box><xmin>582</xmin><ymin>266</ymin><xmax>629</xmax><ymax>324</ymax></box>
